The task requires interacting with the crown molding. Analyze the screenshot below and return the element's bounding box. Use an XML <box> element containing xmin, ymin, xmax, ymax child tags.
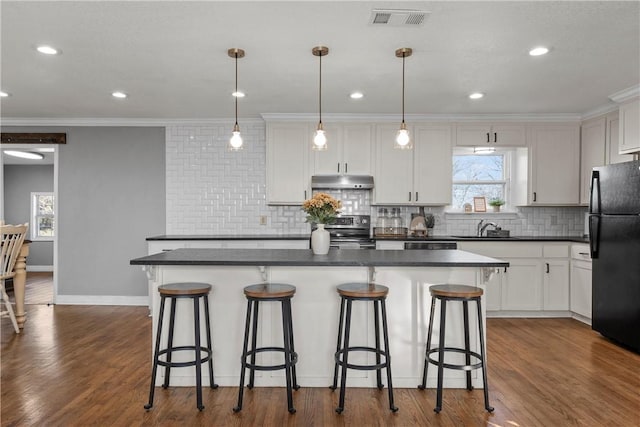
<box><xmin>609</xmin><ymin>85</ymin><xmax>640</xmax><ymax>103</ymax></box>
<box><xmin>580</xmin><ymin>103</ymin><xmax>619</xmax><ymax>121</ymax></box>
<box><xmin>0</xmin><ymin>117</ymin><xmax>265</xmax><ymax>127</ymax></box>
<box><xmin>261</xmin><ymin>112</ymin><xmax>582</xmax><ymax>122</ymax></box>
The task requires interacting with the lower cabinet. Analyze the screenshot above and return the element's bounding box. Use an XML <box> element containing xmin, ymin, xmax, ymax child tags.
<box><xmin>542</xmin><ymin>259</ymin><xmax>570</xmax><ymax>310</ymax></box>
<box><xmin>501</xmin><ymin>258</ymin><xmax>543</xmax><ymax>311</ymax></box>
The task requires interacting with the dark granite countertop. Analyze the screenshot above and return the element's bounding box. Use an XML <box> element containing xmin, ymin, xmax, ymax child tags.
<box><xmin>130</xmin><ymin>248</ymin><xmax>509</xmax><ymax>268</ymax></box>
<box><xmin>147</xmin><ymin>234</ymin><xmax>311</xmax><ymax>241</ymax></box>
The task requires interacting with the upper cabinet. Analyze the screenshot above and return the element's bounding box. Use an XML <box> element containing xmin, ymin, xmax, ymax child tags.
<box><xmin>266</xmin><ymin>122</ymin><xmax>310</xmax><ymax>205</ymax></box>
<box><xmin>580</xmin><ymin>117</ymin><xmax>606</xmax><ymax>205</ymax></box>
<box><xmin>528</xmin><ymin>124</ymin><xmax>580</xmax><ymax>205</ymax></box>
<box><xmin>374</xmin><ymin>123</ymin><xmax>452</xmax><ymax>205</ymax></box>
<box><xmin>455</xmin><ymin>123</ymin><xmax>526</xmax><ymax>147</ymax></box>
<box><xmin>311</xmin><ymin>123</ymin><xmax>373</xmax><ymax>175</ymax></box>
<box><xmin>618</xmin><ymin>97</ymin><xmax>640</xmax><ymax>154</ymax></box>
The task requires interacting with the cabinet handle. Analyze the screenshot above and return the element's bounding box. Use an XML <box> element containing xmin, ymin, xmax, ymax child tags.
<box><xmin>494</xmin><ymin>132</ymin><xmax>497</xmax><ymax>143</ymax></box>
<box><xmin>337</xmin><ymin>163</ymin><xmax>340</xmax><ymax>173</ymax></box>
<box><xmin>415</xmin><ymin>192</ymin><xmax>419</xmax><ymax>202</ymax></box>
<box><xmin>578</xmin><ymin>252</ymin><xmax>589</xmax><ymax>256</ymax></box>
<box><xmin>504</xmin><ymin>267</ymin><xmax>507</xmax><ymax>273</ymax></box>
<box><xmin>533</xmin><ymin>192</ymin><xmax>537</xmax><ymax>202</ymax></box>
<box><xmin>409</xmin><ymin>192</ymin><xmax>412</xmax><ymax>202</ymax></box>
<box><xmin>546</xmin><ymin>262</ymin><xmax>550</xmax><ymax>273</ymax></box>
<box><xmin>486</xmin><ymin>132</ymin><xmax>490</xmax><ymax>143</ymax></box>
<box><xmin>304</xmin><ymin>190</ymin><xmax>307</xmax><ymax>200</ymax></box>
<box><xmin>345</xmin><ymin>163</ymin><xmax>348</xmax><ymax>174</ymax></box>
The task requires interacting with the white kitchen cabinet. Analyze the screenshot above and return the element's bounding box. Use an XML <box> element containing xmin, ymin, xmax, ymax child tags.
<box><xmin>580</xmin><ymin>117</ymin><xmax>606</xmax><ymax>204</ymax></box>
<box><xmin>618</xmin><ymin>97</ymin><xmax>640</xmax><ymax>154</ymax></box>
<box><xmin>570</xmin><ymin>244</ymin><xmax>592</xmax><ymax>322</ymax></box>
<box><xmin>374</xmin><ymin>123</ymin><xmax>452</xmax><ymax>205</ymax></box>
<box><xmin>311</xmin><ymin>123</ymin><xmax>373</xmax><ymax>175</ymax></box>
<box><xmin>528</xmin><ymin>124</ymin><xmax>580</xmax><ymax>205</ymax></box>
<box><xmin>542</xmin><ymin>259</ymin><xmax>570</xmax><ymax>310</ymax></box>
<box><xmin>501</xmin><ymin>258</ymin><xmax>543</xmax><ymax>310</ymax></box>
<box><xmin>455</xmin><ymin>123</ymin><xmax>526</xmax><ymax>147</ymax></box>
<box><xmin>266</xmin><ymin>122</ymin><xmax>311</xmax><ymax>205</ymax></box>
<box><xmin>605</xmin><ymin>113</ymin><xmax>634</xmax><ymax>165</ymax></box>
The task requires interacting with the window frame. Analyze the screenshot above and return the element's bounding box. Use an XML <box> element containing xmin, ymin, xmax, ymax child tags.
<box><xmin>30</xmin><ymin>192</ymin><xmax>55</xmax><ymax>241</ymax></box>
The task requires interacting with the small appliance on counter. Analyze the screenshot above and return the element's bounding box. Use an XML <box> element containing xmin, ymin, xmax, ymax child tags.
<box><xmin>409</xmin><ymin>207</ymin><xmax>435</xmax><ymax>237</ymax></box>
<box><xmin>374</xmin><ymin>208</ymin><xmax>407</xmax><ymax>237</ymax></box>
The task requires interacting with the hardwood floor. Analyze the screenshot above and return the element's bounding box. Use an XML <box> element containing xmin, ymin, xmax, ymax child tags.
<box><xmin>5</xmin><ymin>272</ymin><xmax>54</xmax><ymax>306</ymax></box>
<box><xmin>2</xmin><ymin>307</ymin><xmax>639</xmax><ymax>426</ymax></box>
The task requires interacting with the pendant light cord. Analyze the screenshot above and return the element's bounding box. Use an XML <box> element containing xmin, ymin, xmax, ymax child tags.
<box><xmin>401</xmin><ymin>52</ymin><xmax>405</xmax><ymax>125</ymax></box>
<box><xmin>234</xmin><ymin>52</ymin><xmax>239</xmax><ymax>127</ymax></box>
<box><xmin>318</xmin><ymin>52</ymin><xmax>322</xmax><ymax>126</ymax></box>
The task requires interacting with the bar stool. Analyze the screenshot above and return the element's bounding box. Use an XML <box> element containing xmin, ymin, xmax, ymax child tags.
<box><xmin>417</xmin><ymin>284</ymin><xmax>493</xmax><ymax>413</ymax></box>
<box><xmin>233</xmin><ymin>283</ymin><xmax>299</xmax><ymax>414</ymax></box>
<box><xmin>330</xmin><ymin>282</ymin><xmax>398</xmax><ymax>414</ymax></box>
<box><xmin>144</xmin><ymin>282</ymin><xmax>218</xmax><ymax>411</ymax></box>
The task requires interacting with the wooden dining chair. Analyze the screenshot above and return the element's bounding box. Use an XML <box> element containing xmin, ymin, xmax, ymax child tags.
<box><xmin>1</xmin><ymin>223</ymin><xmax>29</xmax><ymax>333</ymax></box>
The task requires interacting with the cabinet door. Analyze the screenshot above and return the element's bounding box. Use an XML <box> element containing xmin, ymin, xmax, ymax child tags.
<box><xmin>542</xmin><ymin>259</ymin><xmax>569</xmax><ymax>310</ymax></box>
<box><xmin>501</xmin><ymin>258</ymin><xmax>542</xmax><ymax>310</ymax></box>
<box><xmin>266</xmin><ymin>123</ymin><xmax>310</xmax><ymax>204</ymax></box>
<box><xmin>455</xmin><ymin>124</ymin><xmax>492</xmax><ymax>146</ymax></box>
<box><xmin>580</xmin><ymin>117</ymin><xmax>606</xmax><ymax>204</ymax></box>
<box><xmin>413</xmin><ymin>125</ymin><xmax>452</xmax><ymax>205</ymax></box>
<box><xmin>618</xmin><ymin>98</ymin><xmax>640</xmax><ymax>154</ymax></box>
<box><xmin>342</xmin><ymin>124</ymin><xmax>373</xmax><ymax>175</ymax></box>
<box><xmin>374</xmin><ymin>124</ymin><xmax>414</xmax><ymax>204</ymax></box>
<box><xmin>570</xmin><ymin>262</ymin><xmax>592</xmax><ymax>319</ymax></box>
<box><xmin>492</xmin><ymin>124</ymin><xmax>526</xmax><ymax>146</ymax></box>
<box><xmin>529</xmin><ymin>125</ymin><xmax>580</xmax><ymax>205</ymax></box>
<box><xmin>485</xmin><ymin>268</ymin><xmax>503</xmax><ymax>311</ymax></box>
<box><xmin>311</xmin><ymin>123</ymin><xmax>342</xmax><ymax>175</ymax></box>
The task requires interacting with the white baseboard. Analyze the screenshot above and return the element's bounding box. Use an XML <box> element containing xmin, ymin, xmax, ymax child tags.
<box><xmin>55</xmin><ymin>295</ymin><xmax>149</xmax><ymax>306</ymax></box>
<box><xmin>26</xmin><ymin>265</ymin><xmax>54</xmax><ymax>272</ymax></box>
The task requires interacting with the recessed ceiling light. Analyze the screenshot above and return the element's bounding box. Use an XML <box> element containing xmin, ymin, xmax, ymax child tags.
<box><xmin>469</xmin><ymin>92</ymin><xmax>484</xmax><ymax>100</ymax></box>
<box><xmin>3</xmin><ymin>150</ymin><xmax>45</xmax><ymax>160</ymax></box>
<box><xmin>112</xmin><ymin>91</ymin><xmax>127</xmax><ymax>99</ymax></box>
<box><xmin>36</xmin><ymin>148</ymin><xmax>55</xmax><ymax>153</ymax></box>
<box><xmin>36</xmin><ymin>45</ymin><xmax>59</xmax><ymax>55</ymax></box>
<box><xmin>529</xmin><ymin>46</ymin><xmax>549</xmax><ymax>56</ymax></box>
<box><xmin>0</xmin><ymin>91</ymin><xmax>9</xmax><ymax>97</ymax></box>
<box><xmin>232</xmin><ymin>91</ymin><xmax>245</xmax><ymax>98</ymax></box>
<box><xmin>350</xmin><ymin>92</ymin><xmax>364</xmax><ymax>99</ymax></box>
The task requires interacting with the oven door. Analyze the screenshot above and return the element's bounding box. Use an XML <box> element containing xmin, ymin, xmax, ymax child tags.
<box><xmin>330</xmin><ymin>239</ymin><xmax>376</xmax><ymax>250</ymax></box>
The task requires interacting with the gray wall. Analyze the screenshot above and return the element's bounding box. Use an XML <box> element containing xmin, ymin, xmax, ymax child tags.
<box><xmin>3</xmin><ymin>126</ymin><xmax>165</xmax><ymax>298</ymax></box>
<box><xmin>3</xmin><ymin>165</ymin><xmax>54</xmax><ymax>266</ymax></box>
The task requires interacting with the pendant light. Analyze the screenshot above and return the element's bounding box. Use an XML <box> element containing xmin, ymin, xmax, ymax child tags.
<box><xmin>395</xmin><ymin>47</ymin><xmax>413</xmax><ymax>150</ymax></box>
<box><xmin>228</xmin><ymin>48</ymin><xmax>245</xmax><ymax>151</ymax></box>
<box><xmin>312</xmin><ymin>46</ymin><xmax>329</xmax><ymax>151</ymax></box>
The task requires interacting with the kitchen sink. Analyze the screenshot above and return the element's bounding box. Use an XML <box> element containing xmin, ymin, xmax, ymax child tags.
<box><xmin>451</xmin><ymin>235</ymin><xmax>519</xmax><ymax>240</ymax></box>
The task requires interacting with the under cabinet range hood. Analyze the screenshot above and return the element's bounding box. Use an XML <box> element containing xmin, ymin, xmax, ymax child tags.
<box><xmin>311</xmin><ymin>175</ymin><xmax>374</xmax><ymax>190</ymax></box>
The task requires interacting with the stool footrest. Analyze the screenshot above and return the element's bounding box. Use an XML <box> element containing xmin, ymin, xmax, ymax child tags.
<box><xmin>242</xmin><ymin>346</ymin><xmax>298</xmax><ymax>371</ymax></box>
<box><xmin>157</xmin><ymin>346</ymin><xmax>213</xmax><ymax>368</ymax></box>
<box><xmin>426</xmin><ymin>347</ymin><xmax>483</xmax><ymax>371</ymax></box>
<box><xmin>335</xmin><ymin>346</ymin><xmax>389</xmax><ymax>371</ymax></box>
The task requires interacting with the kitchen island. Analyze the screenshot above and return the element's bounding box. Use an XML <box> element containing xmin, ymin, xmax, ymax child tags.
<box><xmin>131</xmin><ymin>248</ymin><xmax>507</xmax><ymax>389</ymax></box>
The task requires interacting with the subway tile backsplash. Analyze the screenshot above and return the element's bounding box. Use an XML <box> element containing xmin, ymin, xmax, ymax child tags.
<box><xmin>166</xmin><ymin>123</ymin><xmax>587</xmax><ymax>236</ymax></box>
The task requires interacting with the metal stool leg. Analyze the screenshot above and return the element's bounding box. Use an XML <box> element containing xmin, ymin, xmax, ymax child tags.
<box><xmin>282</xmin><ymin>299</ymin><xmax>296</xmax><ymax>414</ymax></box>
<box><xmin>374</xmin><ymin>299</ymin><xmax>383</xmax><ymax>390</ymax></box>
<box><xmin>193</xmin><ymin>296</ymin><xmax>204</xmax><ymax>411</ymax></box>
<box><xmin>463</xmin><ymin>300</ymin><xmax>473</xmax><ymax>391</ymax></box>
<box><xmin>381</xmin><ymin>299</ymin><xmax>398</xmax><ymax>412</ymax></box>
<box><xmin>247</xmin><ymin>300</ymin><xmax>260</xmax><ymax>389</ymax></box>
<box><xmin>330</xmin><ymin>297</ymin><xmax>346</xmax><ymax>390</ymax></box>
<box><xmin>285</xmin><ymin>297</ymin><xmax>300</xmax><ymax>390</ymax></box>
<box><xmin>203</xmin><ymin>295</ymin><xmax>218</xmax><ymax>389</ymax></box>
<box><xmin>144</xmin><ymin>295</ymin><xmax>166</xmax><ymax>410</ymax></box>
<box><xmin>233</xmin><ymin>299</ymin><xmax>253</xmax><ymax>413</ymax></box>
<box><xmin>476</xmin><ymin>297</ymin><xmax>494</xmax><ymax>412</ymax></box>
<box><xmin>435</xmin><ymin>299</ymin><xmax>447</xmax><ymax>413</ymax></box>
<box><xmin>419</xmin><ymin>296</ymin><xmax>437</xmax><ymax>390</ymax></box>
<box><xmin>162</xmin><ymin>297</ymin><xmax>177</xmax><ymax>389</ymax></box>
<box><xmin>336</xmin><ymin>299</ymin><xmax>353</xmax><ymax>414</ymax></box>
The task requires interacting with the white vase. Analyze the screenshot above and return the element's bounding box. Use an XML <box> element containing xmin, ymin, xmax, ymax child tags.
<box><xmin>492</xmin><ymin>205</ymin><xmax>501</xmax><ymax>212</ymax></box>
<box><xmin>311</xmin><ymin>224</ymin><xmax>330</xmax><ymax>255</ymax></box>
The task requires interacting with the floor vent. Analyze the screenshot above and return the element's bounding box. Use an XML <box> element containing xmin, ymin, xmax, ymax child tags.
<box><xmin>369</xmin><ymin>9</ymin><xmax>430</xmax><ymax>27</ymax></box>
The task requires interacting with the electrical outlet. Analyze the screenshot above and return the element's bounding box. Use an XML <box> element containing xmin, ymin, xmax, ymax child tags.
<box><xmin>259</xmin><ymin>216</ymin><xmax>267</xmax><ymax>225</ymax></box>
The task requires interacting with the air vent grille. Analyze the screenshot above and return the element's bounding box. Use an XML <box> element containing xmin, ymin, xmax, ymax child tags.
<box><xmin>369</xmin><ymin>9</ymin><xmax>430</xmax><ymax>27</ymax></box>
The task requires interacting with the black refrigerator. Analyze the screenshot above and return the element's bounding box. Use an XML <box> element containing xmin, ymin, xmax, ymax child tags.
<box><xmin>589</xmin><ymin>160</ymin><xmax>640</xmax><ymax>352</ymax></box>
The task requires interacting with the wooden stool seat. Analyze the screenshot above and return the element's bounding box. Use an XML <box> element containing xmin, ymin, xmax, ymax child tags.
<box><xmin>159</xmin><ymin>282</ymin><xmax>212</xmax><ymax>296</ymax></box>
<box><xmin>429</xmin><ymin>284</ymin><xmax>483</xmax><ymax>299</ymax></box>
<box><xmin>244</xmin><ymin>283</ymin><xmax>296</xmax><ymax>299</ymax></box>
<box><xmin>337</xmin><ymin>282</ymin><xmax>389</xmax><ymax>298</ymax></box>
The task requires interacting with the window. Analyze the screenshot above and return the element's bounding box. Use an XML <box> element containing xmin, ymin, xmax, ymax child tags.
<box><xmin>31</xmin><ymin>192</ymin><xmax>55</xmax><ymax>240</ymax></box>
<box><xmin>452</xmin><ymin>149</ymin><xmax>508</xmax><ymax>209</ymax></box>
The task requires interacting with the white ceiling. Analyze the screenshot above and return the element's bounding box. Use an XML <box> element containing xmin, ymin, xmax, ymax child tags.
<box><xmin>0</xmin><ymin>1</ymin><xmax>639</xmax><ymax>121</ymax></box>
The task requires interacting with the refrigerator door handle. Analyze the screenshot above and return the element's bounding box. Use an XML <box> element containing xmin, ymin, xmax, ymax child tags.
<box><xmin>589</xmin><ymin>170</ymin><xmax>600</xmax><ymax>215</ymax></box>
<box><xmin>589</xmin><ymin>214</ymin><xmax>600</xmax><ymax>259</ymax></box>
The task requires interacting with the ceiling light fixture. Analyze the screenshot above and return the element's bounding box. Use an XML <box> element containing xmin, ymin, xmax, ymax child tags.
<box><xmin>312</xmin><ymin>46</ymin><xmax>329</xmax><ymax>151</ymax></box>
<box><xmin>395</xmin><ymin>47</ymin><xmax>413</xmax><ymax>149</ymax></box>
<box><xmin>0</xmin><ymin>91</ymin><xmax>10</xmax><ymax>97</ymax></box>
<box><xmin>36</xmin><ymin>45</ymin><xmax>59</xmax><ymax>55</ymax></box>
<box><xmin>3</xmin><ymin>150</ymin><xmax>45</xmax><ymax>160</ymax></box>
<box><xmin>228</xmin><ymin>48</ymin><xmax>245</xmax><ymax>151</ymax></box>
<box><xmin>469</xmin><ymin>92</ymin><xmax>484</xmax><ymax>100</ymax></box>
<box><xmin>473</xmin><ymin>146</ymin><xmax>496</xmax><ymax>154</ymax></box>
<box><xmin>112</xmin><ymin>91</ymin><xmax>127</xmax><ymax>99</ymax></box>
<box><xmin>350</xmin><ymin>92</ymin><xmax>364</xmax><ymax>100</ymax></box>
<box><xmin>232</xmin><ymin>91</ymin><xmax>245</xmax><ymax>98</ymax></box>
<box><xmin>529</xmin><ymin>46</ymin><xmax>549</xmax><ymax>56</ymax></box>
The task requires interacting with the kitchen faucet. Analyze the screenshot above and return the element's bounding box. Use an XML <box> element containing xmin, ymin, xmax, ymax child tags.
<box><xmin>477</xmin><ymin>219</ymin><xmax>499</xmax><ymax>237</ymax></box>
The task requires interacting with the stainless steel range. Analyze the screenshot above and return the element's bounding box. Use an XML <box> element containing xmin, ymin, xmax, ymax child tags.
<box><xmin>312</xmin><ymin>215</ymin><xmax>375</xmax><ymax>249</ymax></box>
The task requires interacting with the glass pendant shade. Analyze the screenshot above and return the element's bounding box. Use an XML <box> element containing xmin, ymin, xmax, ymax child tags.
<box><xmin>313</xmin><ymin>123</ymin><xmax>327</xmax><ymax>151</ymax></box>
<box><xmin>395</xmin><ymin>123</ymin><xmax>411</xmax><ymax>149</ymax></box>
<box><xmin>312</xmin><ymin>46</ymin><xmax>329</xmax><ymax>151</ymax></box>
<box><xmin>228</xmin><ymin>48</ymin><xmax>245</xmax><ymax>151</ymax></box>
<box><xmin>229</xmin><ymin>123</ymin><xmax>243</xmax><ymax>151</ymax></box>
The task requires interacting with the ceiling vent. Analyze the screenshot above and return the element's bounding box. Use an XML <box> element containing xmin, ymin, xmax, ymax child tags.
<box><xmin>369</xmin><ymin>9</ymin><xmax>430</xmax><ymax>27</ymax></box>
